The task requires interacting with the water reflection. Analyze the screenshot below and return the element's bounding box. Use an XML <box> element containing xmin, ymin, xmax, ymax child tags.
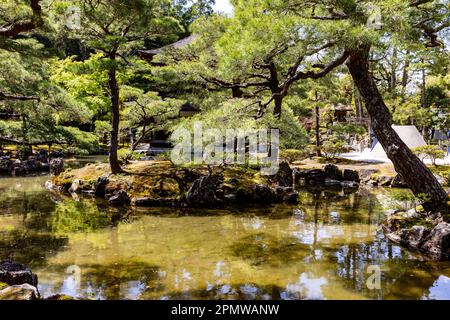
<box><xmin>1</xmin><ymin>174</ymin><xmax>450</xmax><ymax>300</ymax></box>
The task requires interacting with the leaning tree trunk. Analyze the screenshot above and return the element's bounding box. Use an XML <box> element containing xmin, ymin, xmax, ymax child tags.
<box><xmin>107</xmin><ymin>53</ymin><xmax>123</xmax><ymax>174</ymax></box>
<box><xmin>346</xmin><ymin>45</ymin><xmax>448</xmax><ymax>210</ymax></box>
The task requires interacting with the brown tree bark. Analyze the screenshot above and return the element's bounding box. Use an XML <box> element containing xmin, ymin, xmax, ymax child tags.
<box><xmin>107</xmin><ymin>52</ymin><xmax>123</xmax><ymax>174</ymax></box>
<box><xmin>346</xmin><ymin>45</ymin><xmax>448</xmax><ymax>209</ymax></box>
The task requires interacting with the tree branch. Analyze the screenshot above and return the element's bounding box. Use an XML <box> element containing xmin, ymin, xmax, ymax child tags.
<box><xmin>0</xmin><ymin>0</ymin><xmax>43</xmax><ymax>37</ymax></box>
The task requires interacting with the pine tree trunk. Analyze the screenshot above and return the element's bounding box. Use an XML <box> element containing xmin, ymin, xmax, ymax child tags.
<box><xmin>346</xmin><ymin>45</ymin><xmax>447</xmax><ymax>210</ymax></box>
<box><xmin>108</xmin><ymin>53</ymin><xmax>123</xmax><ymax>174</ymax></box>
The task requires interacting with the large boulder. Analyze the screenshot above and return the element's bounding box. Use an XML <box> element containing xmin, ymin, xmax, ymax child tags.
<box><xmin>0</xmin><ymin>284</ymin><xmax>39</xmax><ymax>300</ymax></box>
<box><xmin>0</xmin><ymin>158</ymin><xmax>12</xmax><ymax>175</ymax></box>
<box><xmin>187</xmin><ymin>175</ymin><xmax>223</xmax><ymax>207</ymax></box>
<box><xmin>304</xmin><ymin>169</ymin><xmax>326</xmax><ymax>185</ymax></box>
<box><xmin>50</xmin><ymin>158</ymin><xmax>64</xmax><ymax>176</ymax></box>
<box><xmin>359</xmin><ymin>169</ymin><xmax>379</xmax><ymax>184</ymax></box>
<box><xmin>272</xmin><ymin>161</ymin><xmax>293</xmax><ymax>187</ymax></box>
<box><xmin>343</xmin><ymin>169</ymin><xmax>360</xmax><ymax>183</ymax></box>
<box><xmin>94</xmin><ymin>175</ymin><xmax>109</xmax><ymax>198</ymax></box>
<box><xmin>252</xmin><ymin>184</ymin><xmax>275</xmax><ymax>203</ymax></box>
<box><xmin>324</xmin><ymin>164</ymin><xmax>343</xmax><ymax>181</ymax></box>
<box><xmin>108</xmin><ymin>190</ymin><xmax>131</xmax><ymax>206</ymax></box>
<box><xmin>0</xmin><ymin>261</ymin><xmax>38</xmax><ymax>287</ymax></box>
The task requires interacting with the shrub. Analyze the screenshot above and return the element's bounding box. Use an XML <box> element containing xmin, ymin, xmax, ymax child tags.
<box><xmin>321</xmin><ymin>140</ymin><xmax>351</xmax><ymax>159</ymax></box>
<box><xmin>412</xmin><ymin>145</ymin><xmax>446</xmax><ymax>165</ymax></box>
<box><xmin>117</xmin><ymin>148</ymin><xmax>142</xmax><ymax>163</ymax></box>
<box><xmin>280</xmin><ymin>149</ymin><xmax>309</xmax><ymax>164</ymax></box>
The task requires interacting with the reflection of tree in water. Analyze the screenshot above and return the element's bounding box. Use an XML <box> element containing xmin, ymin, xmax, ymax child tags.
<box><xmin>0</xmin><ymin>195</ymin><xmax>134</xmax><ymax>270</ymax></box>
<box><xmin>46</xmin><ymin>261</ymin><xmax>161</xmax><ymax>300</ymax></box>
<box><xmin>162</xmin><ymin>283</ymin><xmax>286</xmax><ymax>300</ymax></box>
<box><xmin>228</xmin><ymin>233</ymin><xmax>310</xmax><ymax>267</ymax></box>
<box><xmin>325</xmin><ymin>233</ymin><xmax>450</xmax><ymax>299</ymax></box>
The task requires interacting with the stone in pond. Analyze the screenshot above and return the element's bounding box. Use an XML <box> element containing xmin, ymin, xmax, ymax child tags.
<box><xmin>0</xmin><ymin>284</ymin><xmax>39</xmax><ymax>300</ymax></box>
<box><xmin>109</xmin><ymin>190</ymin><xmax>131</xmax><ymax>206</ymax></box>
<box><xmin>0</xmin><ymin>261</ymin><xmax>38</xmax><ymax>287</ymax></box>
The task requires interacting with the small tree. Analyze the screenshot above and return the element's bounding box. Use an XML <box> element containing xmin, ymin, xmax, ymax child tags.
<box><xmin>413</xmin><ymin>145</ymin><xmax>446</xmax><ymax>166</ymax></box>
<box><xmin>54</xmin><ymin>0</ymin><xmax>180</xmax><ymax>173</ymax></box>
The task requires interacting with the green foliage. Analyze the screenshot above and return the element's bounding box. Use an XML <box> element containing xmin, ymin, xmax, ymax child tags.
<box><xmin>117</xmin><ymin>148</ymin><xmax>142</xmax><ymax>162</ymax></box>
<box><xmin>412</xmin><ymin>145</ymin><xmax>446</xmax><ymax>165</ymax></box>
<box><xmin>321</xmin><ymin>140</ymin><xmax>351</xmax><ymax>160</ymax></box>
<box><xmin>280</xmin><ymin>149</ymin><xmax>309</xmax><ymax>164</ymax></box>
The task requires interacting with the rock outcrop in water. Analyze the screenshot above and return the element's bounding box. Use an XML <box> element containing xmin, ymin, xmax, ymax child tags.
<box><xmin>383</xmin><ymin>209</ymin><xmax>450</xmax><ymax>260</ymax></box>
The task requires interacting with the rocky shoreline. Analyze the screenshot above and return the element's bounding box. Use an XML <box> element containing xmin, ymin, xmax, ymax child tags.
<box><xmin>383</xmin><ymin>209</ymin><xmax>450</xmax><ymax>260</ymax></box>
<box><xmin>0</xmin><ymin>150</ymin><xmax>65</xmax><ymax>176</ymax></box>
<box><xmin>46</xmin><ymin>161</ymin><xmax>393</xmax><ymax>208</ymax></box>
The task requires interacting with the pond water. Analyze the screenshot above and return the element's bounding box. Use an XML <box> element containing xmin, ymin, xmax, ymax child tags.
<box><xmin>1</xmin><ymin>158</ymin><xmax>450</xmax><ymax>300</ymax></box>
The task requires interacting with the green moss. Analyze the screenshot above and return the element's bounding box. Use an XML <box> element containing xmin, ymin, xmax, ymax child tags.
<box><xmin>0</xmin><ymin>282</ymin><xmax>8</xmax><ymax>290</ymax></box>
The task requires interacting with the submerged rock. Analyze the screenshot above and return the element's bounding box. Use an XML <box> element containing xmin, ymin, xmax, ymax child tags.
<box><xmin>0</xmin><ymin>284</ymin><xmax>39</xmax><ymax>300</ymax></box>
<box><xmin>0</xmin><ymin>261</ymin><xmax>38</xmax><ymax>287</ymax></box>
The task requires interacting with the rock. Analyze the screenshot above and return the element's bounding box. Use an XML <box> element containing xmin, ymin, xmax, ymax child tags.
<box><xmin>50</xmin><ymin>158</ymin><xmax>64</xmax><ymax>176</ymax></box>
<box><xmin>324</xmin><ymin>164</ymin><xmax>343</xmax><ymax>181</ymax></box>
<box><xmin>378</xmin><ymin>175</ymin><xmax>394</xmax><ymax>187</ymax></box>
<box><xmin>0</xmin><ymin>158</ymin><xmax>12</xmax><ymax>175</ymax></box>
<box><xmin>343</xmin><ymin>169</ymin><xmax>360</xmax><ymax>182</ymax></box>
<box><xmin>272</xmin><ymin>161</ymin><xmax>293</xmax><ymax>187</ymax></box>
<box><xmin>94</xmin><ymin>175</ymin><xmax>109</xmax><ymax>198</ymax></box>
<box><xmin>44</xmin><ymin>180</ymin><xmax>63</xmax><ymax>193</ymax></box>
<box><xmin>419</xmin><ymin>222</ymin><xmax>450</xmax><ymax>259</ymax></box>
<box><xmin>0</xmin><ymin>284</ymin><xmax>39</xmax><ymax>300</ymax></box>
<box><xmin>304</xmin><ymin>169</ymin><xmax>326</xmax><ymax>185</ymax></box>
<box><xmin>285</xmin><ymin>192</ymin><xmax>299</xmax><ymax>204</ymax></box>
<box><xmin>325</xmin><ymin>178</ymin><xmax>341</xmax><ymax>186</ymax></box>
<box><xmin>400</xmin><ymin>226</ymin><xmax>430</xmax><ymax>248</ymax></box>
<box><xmin>68</xmin><ymin>179</ymin><xmax>82</xmax><ymax>194</ymax></box>
<box><xmin>187</xmin><ymin>175</ymin><xmax>223</xmax><ymax>207</ymax></box>
<box><xmin>49</xmin><ymin>151</ymin><xmax>64</xmax><ymax>158</ymax></box>
<box><xmin>359</xmin><ymin>169</ymin><xmax>379</xmax><ymax>184</ymax></box>
<box><xmin>252</xmin><ymin>184</ymin><xmax>275</xmax><ymax>203</ymax></box>
<box><xmin>0</xmin><ymin>261</ymin><xmax>38</xmax><ymax>287</ymax></box>
<box><xmin>236</xmin><ymin>187</ymin><xmax>254</xmax><ymax>203</ymax></box>
<box><xmin>108</xmin><ymin>190</ymin><xmax>131</xmax><ymax>206</ymax></box>
<box><xmin>341</xmin><ymin>181</ymin><xmax>358</xmax><ymax>188</ymax></box>
<box><xmin>391</xmin><ymin>174</ymin><xmax>408</xmax><ymax>188</ymax></box>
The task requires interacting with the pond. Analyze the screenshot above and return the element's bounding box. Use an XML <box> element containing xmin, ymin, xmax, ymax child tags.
<box><xmin>1</xmin><ymin>158</ymin><xmax>450</xmax><ymax>300</ymax></box>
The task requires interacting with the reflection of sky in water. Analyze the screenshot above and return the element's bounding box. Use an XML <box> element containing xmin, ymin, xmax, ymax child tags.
<box><xmin>241</xmin><ymin>217</ymin><xmax>264</xmax><ymax>230</ymax></box>
<box><xmin>281</xmin><ymin>273</ymin><xmax>327</xmax><ymax>300</ymax></box>
<box><xmin>425</xmin><ymin>276</ymin><xmax>450</xmax><ymax>300</ymax></box>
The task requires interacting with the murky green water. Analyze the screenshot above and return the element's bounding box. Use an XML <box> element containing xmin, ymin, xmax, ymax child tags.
<box><xmin>1</xmin><ymin>159</ymin><xmax>450</xmax><ymax>300</ymax></box>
